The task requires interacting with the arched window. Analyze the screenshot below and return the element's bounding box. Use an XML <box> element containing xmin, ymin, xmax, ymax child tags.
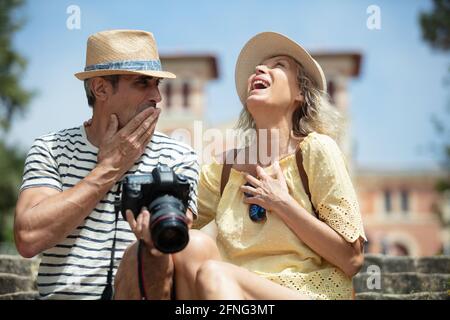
<box><xmin>390</xmin><ymin>242</ymin><xmax>409</xmax><ymax>256</ymax></box>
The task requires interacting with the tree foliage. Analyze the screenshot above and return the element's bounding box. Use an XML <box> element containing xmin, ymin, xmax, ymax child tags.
<box><xmin>0</xmin><ymin>0</ymin><xmax>33</xmax><ymax>131</ymax></box>
<box><xmin>420</xmin><ymin>0</ymin><xmax>450</xmax><ymax>192</ymax></box>
<box><xmin>420</xmin><ymin>0</ymin><xmax>450</xmax><ymax>51</ymax></box>
<box><xmin>0</xmin><ymin>0</ymin><xmax>31</xmax><ymax>243</ymax></box>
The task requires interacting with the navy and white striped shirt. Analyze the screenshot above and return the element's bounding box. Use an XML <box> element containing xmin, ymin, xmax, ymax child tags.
<box><xmin>20</xmin><ymin>125</ymin><xmax>199</xmax><ymax>300</ymax></box>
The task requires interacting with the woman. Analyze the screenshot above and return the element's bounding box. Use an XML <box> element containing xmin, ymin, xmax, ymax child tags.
<box><xmin>171</xmin><ymin>32</ymin><xmax>367</xmax><ymax>300</ymax></box>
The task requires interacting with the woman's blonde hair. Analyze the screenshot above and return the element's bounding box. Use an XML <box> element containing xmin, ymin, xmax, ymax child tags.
<box><xmin>235</xmin><ymin>60</ymin><xmax>343</xmax><ymax>141</ymax></box>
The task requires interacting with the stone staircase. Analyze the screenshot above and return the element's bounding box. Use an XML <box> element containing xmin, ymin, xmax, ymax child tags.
<box><xmin>0</xmin><ymin>254</ymin><xmax>448</xmax><ymax>299</ymax></box>
<box><xmin>353</xmin><ymin>254</ymin><xmax>450</xmax><ymax>300</ymax></box>
<box><xmin>0</xmin><ymin>255</ymin><xmax>39</xmax><ymax>300</ymax></box>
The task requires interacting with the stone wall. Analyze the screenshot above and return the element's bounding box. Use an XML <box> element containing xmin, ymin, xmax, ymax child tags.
<box><xmin>0</xmin><ymin>255</ymin><xmax>39</xmax><ymax>300</ymax></box>
<box><xmin>0</xmin><ymin>254</ymin><xmax>448</xmax><ymax>300</ymax></box>
<box><xmin>353</xmin><ymin>254</ymin><xmax>449</xmax><ymax>300</ymax></box>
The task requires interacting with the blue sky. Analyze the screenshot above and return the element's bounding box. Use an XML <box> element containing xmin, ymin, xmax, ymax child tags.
<box><xmin>4</xmin><ymin>0</ymin><xmax>449</xmax><ymax>170</ymax></box>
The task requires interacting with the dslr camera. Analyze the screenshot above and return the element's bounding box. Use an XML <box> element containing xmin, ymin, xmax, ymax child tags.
<box><xmin>121</xmin><ymin>165</ymin><xmax>191</xmax><ymax>253</ymax></box>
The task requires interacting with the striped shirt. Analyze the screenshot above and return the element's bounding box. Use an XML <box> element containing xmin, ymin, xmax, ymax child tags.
<box><xmin>20</xmin><ymin>125</ymin><xmax>199</xmax><ymax>300</ymax></box>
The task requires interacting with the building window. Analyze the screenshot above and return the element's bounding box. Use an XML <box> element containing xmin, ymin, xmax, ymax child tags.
<box><xmin>400</xmin><ymin>190</ymin><xmax>409</xmax><ymax>213</ymax></box>
<box><xmin>182</xmin><ymin>82</ymin><xmax>190</xmax><ymax>108</ymax></box>
<box><xmin>384</xmin><ymin>190</ymin><xmax>392</xmax><ymax>213</ymax></box>
<box><xmin>165</xmin><ymin>83</ymin><xmax>172</xmax><ymax>108</ymax></box>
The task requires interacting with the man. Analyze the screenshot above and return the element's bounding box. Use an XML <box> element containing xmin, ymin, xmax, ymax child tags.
<box><xmin>14</xmin><ymin>29</ymin><xmax>198</xmax><ymax>299</ymax></box>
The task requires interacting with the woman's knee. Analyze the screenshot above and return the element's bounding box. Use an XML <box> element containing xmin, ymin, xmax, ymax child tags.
<box><xmin>195</xmin><ymin>260</ymin><xmax>239</xmax><ymax>298</ymax></box>
<box><xmin>188</xmin><ymin>229</ymin><xmax>219</xmax><ymax>252</ymax></box>
<box><xmin>173</xmin><ymin>230</ymin><xmax>219</xmax><ymax>262</ymax></box>
<box><xmin>172</xmin><ymin>230</ymin><xmax>220</xmax><ymax>274</ymax></box>
<box><xmin>196</xmin><ymin>260</ymin><xmax>225</xmax><ymax>279</ymax></box>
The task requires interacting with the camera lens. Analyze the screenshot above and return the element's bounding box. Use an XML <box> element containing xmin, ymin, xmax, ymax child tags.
<box><xmin>148</xmin><ymin>195</ymin><xmax>189</xmax><ymax>253</ymax></box>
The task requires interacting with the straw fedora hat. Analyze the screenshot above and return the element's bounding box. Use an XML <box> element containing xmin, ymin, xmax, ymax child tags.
<box><xmin>75</xmin><ymin>29</ymin><xmax>176</xmax><ymax>80</ymax></box>
<box><xmin>235</xmin><ymin>32</ymin><xmax>326</xmax><ymax>105</ymax></box>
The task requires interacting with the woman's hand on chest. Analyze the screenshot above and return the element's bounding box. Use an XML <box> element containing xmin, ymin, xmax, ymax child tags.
<box><xmin>239</xmin><ymin>161</ymin><xmax>293</xmax><ymax>213</ymax></box>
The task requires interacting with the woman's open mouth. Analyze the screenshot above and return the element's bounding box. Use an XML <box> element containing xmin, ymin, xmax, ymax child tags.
<box><xmin>249</xmin><ymin>76</ymin><xmax>271</xmax><ymax>95</ymax></box>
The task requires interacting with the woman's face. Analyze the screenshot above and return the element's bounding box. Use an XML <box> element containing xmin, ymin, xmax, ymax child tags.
<box><xmin>246</xmin><ymin>55</ymin><xmax>302</xmax><ymax>114</ymax></box>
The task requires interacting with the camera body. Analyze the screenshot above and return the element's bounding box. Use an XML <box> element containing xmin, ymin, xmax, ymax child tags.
<box><xmin>121</xmin><ymin>165</ymin><xmax>191</xmax><ymax>253</ymax></box>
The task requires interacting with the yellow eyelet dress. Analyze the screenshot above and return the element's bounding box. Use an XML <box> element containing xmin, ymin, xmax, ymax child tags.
<box><xmin>193</xmin><ymin>132</ymin><xmax>367</xmax><ymax>300</ymax></box>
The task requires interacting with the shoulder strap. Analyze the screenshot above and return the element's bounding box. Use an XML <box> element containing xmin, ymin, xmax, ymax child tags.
<box><xmin>220</xmin><ymin>164</ymin><xmax>232</xmax><ymax>196</ymax></box>
<box><xmin>220</xmin><ymin>149</ymin><xmax>237</xmax><ymax>196</ymax></box>
<box><xmin>295</xmin><ymin>145</ymin><xmax>318</xmax><ymax>217</ymax></box>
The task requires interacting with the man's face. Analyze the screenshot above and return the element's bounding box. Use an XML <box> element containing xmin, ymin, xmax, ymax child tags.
<box><xmin>106</xmin><ymin>75</ymin><xmax>163</xmax><ymax>129</ymax></box>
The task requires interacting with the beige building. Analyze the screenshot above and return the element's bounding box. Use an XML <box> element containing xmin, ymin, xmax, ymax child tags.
<box><xmin>157</xmin><ymin>53</ymin><xmax>448</xmax><ymax>257</ymax></box>
<box><xmin>313</xmin><ymin>52</ymin><xmax>362</xmax><ymax>173</ymax></box>
<box><xmin>356</xmin><ymin>169</ymin><xmax>446</xmax><ymax>256</ymax></box>
<box><xmin>157</xmin><ymin>54</ymin><xmax>218</xmax><ymax>145</ymax></box>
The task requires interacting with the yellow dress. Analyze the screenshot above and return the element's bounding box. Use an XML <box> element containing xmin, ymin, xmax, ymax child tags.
<box><xmin>193</xmin><ymin>132</ymin><xmax>367</xmax><ymax>300</ymax></box>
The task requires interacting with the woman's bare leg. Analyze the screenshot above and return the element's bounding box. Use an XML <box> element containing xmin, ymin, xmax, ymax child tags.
<box><xmin>172</xmin><ymin>230</ymin><xmax>221</xmax><ymax>300</ymax></box>
<box><xmin>195</xmin><ymin>260</ymin><xmax>311</xmax><ymax>300</ymax></box>
<box><xmin>172</xmin><ymin>230</ymin><xmax>311</xmax><ymax>300</ymax></box>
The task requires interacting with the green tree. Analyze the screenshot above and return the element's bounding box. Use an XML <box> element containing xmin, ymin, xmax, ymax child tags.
<box><xmin>420</xmin><ymin>0</ymin><xmax>450</xmax><ymax>254</ymax></box>
<box><xmin>0</xmin><ymin>0</ymin><xmax>33</xmax><ymax>244</ymax></box>
<box><xmin>0</xmin><ymin>0</ymin><xmax>33</xmax><ymax>130</ymax></box>
<box><xmin>420</xmin><ymin>0</ymin><xmax>450</xmax><ymax>192</ymax></box>
<box><xmin>0</xmin><ymin>141</ymin><xmax>25</xmax><ymax>243</ymax></box>
<box><xmin>420</xmin><ymin>0</ymin><xmax>450</xmax><ymax>51</ymax></box>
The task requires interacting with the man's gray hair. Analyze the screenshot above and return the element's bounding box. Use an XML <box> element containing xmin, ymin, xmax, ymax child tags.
<box><xmin>84</xmin><ymin>75</ymin><xmax>121</xmax><ymax>107</ymax></box>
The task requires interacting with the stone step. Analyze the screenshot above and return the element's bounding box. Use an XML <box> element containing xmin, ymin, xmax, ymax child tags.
<box><xmin>0</xmin><ymin>255</ymin><xmax>40</xmax><ymax>277</ymax></box>
<box><xmin>361</xmin><ymin>254</ymin><xmax>450</xmax><ymax>274</ymax></box>
<box><xmin>0</xmin><ymin>273</ymin><xmax>36</xmax><ymax>295</ymax></box>
<box><xmin>0</xmin><ymin>291</ymin><xmax>39</xmax><ymax>300</ymax></box>
<box><xmin>415</xmin><ymin>257</ymin><xmax>450</xmax><ymax>274</ymax></box>
<box><xmin>353</xmin><ymin>272</ymin><xmax>450</xmax><ymax>294</ymax></box>
<box><xmin>363</xmin><ymin>255</ymin><xmax>415</xmax><ymax>273</ymax></box>
<box><xmin>355</xmin><ymin>291</ymin><xmax>449</xmax><ymax>300</ymax></box>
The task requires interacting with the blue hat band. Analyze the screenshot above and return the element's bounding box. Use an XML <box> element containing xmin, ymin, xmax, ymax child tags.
<box><xmin>84</xmin><ymin>59</ymin><xmax>162</xmax><ymax>72</ymax></box>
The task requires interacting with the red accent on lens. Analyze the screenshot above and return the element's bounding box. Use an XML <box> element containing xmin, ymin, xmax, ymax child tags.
<box><xmin>151</xmin><ymin>213</ymin><xmax>187</xmax><ymax>226</ymax></box>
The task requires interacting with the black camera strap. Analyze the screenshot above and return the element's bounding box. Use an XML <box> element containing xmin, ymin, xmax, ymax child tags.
<box><xmin>100</xmin><ymin>182</ymin><xmax>122</xmax><ymax>300</ymax></box>
<box><xmin>137</xmin><ymin>240</ymin><xmax>148</xmax><ymax>300</ymax></box>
